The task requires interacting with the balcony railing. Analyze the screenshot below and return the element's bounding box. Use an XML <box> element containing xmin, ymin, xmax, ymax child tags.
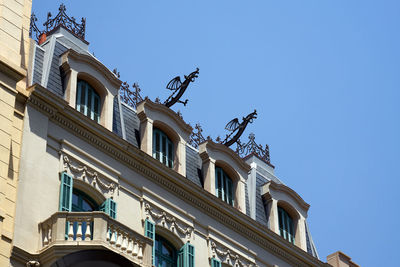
<box><xmin>39</xmin><ymin>211</ymin><xmax>152</xmax><ymax>266</ymax></box>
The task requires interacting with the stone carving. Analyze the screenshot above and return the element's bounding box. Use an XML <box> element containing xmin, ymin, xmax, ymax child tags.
<box><xmin>26</xmin><ymin>261</ymin><xmax>40</xmax><ymax>267</ymax></box>
<box><xmin>62</xmin><ymin>154</ymin><xmax>119</xmax><ymax>194</ymax></box>
<box><xmin>144</xmin><ymin>202</ymin><xmax>193</xmax><ymax>241</ymax></box>
<box><xmin>210</xmin><ymin>240</ymin><xmax>258</xmax><ymax>267</ymax></box>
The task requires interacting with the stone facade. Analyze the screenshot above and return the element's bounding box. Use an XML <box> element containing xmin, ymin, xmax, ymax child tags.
<box><xmin>0</xmin><ymin>2</ymin><xmax>360</xmax><ymax>267</ymax></box>
<box><xmin>0</xmin><ymin>0</ymin><xmax>32</xmax><ymax>265</ymax></box>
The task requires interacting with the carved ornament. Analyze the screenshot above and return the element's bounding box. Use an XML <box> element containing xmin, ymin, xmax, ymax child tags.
<box><xmin>144</xmin><ymin>202</ymin><xmax>193</xmax><ymax>241</ymax></box>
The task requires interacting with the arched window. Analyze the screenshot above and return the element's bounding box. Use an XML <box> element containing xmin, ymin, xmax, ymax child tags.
<box><xmin>155</xmin><ymin>235</ymin><xmax>177</xmax><ymax>267</ymax></box>
<box><xmin>215</xmin><ymin>167</ymin><xmax>234</xmax><ymax>206</ymax></box>
<box><xmin>153</xmin><ymin>128</ymin><xmax>174</xmax><ymax>168</ymax></box>
<box><xmin>145</xmin><ymin>219</ymin><xmax>195</xmax><ymax>267</ymax></box>
<box><xmin>72</xmin><ymin>189</ymin><xmax>98</xmax><ymax>212</ymax></box>
<box><xmin>278</xmin><ymin>207</ymin><xmax>295</xmax><ymax>244</ymax></box>
<box><xmin>76</xmin><ymin>79</ymin><xmax>101</xmax><ymax>123</ymax></box>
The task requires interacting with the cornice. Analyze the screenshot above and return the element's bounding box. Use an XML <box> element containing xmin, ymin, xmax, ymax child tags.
<box><xmin>262</xmin><ymin>181</ymin><xmax>310</xmax><ymax>211</ymax></box>
<box><xmin>0</xmin><ymin>54</ymin><xmax>26</xmax><ymax>82</ymax></box>
<box><xmin>27</xmin><ymin>86</ymin><xmax>329</xmax><ymax>267</ymax></box>
<box><xmin>199</xmin><ymin>140</ymin><xmax>251</xmax><ymax>173</ymax></box>
<box><xmin>136</xmin><ymin>98</ymin><xmax>193</xmax><ymax>135</ymax></box>
<box><xmin>60</xmin><ymin>49</ymin><xmax>122</xmax><ymax>88</ymax></box>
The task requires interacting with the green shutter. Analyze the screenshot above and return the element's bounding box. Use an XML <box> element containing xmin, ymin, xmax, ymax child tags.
<box><xmin>145</xmin><ymin>219</ymin><xmax>155</xmax><ymax>266</ymax></box>
<box><xmin>100</xmin><ymin>198</ymin><xmax>117</xmax><ymax>219</ymax></box>
<box><xmin>211</xmin><ymin>258</ymin><xmax>221</xmax><ymax>267</ymax></box>
<box><xmin>59</xmin><ymin>172</ymin><xmax>73</xmax><ymax>211</ymax></box>
<box><xmin>179</xmin><ymin>243</ymin><xmax>195</xmax><ymax>267</ymax></box>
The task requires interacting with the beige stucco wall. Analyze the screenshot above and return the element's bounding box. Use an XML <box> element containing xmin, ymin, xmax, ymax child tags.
<box><xmin>12</xmin><ymin>96</ymin><xmax>326</xmax><ymax>267</ymax></box>
<box><xmin>0</xmin><ymin>0</ymin><xmax>32</xmax><ymax>265</ymax></box>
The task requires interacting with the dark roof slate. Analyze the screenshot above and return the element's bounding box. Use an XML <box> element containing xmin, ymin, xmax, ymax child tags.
<box><xmin>121</xmin><ymin>104</ymin><xmax>140</xmax><ymax>148</ymax></box>
<box><xmin>185</xmin><ymin>145</ymin><xmax>203</xmax><ymax>187</ymax></box>
<box><xmin>112</xmin><ymin>96</ymin><xmax>123</xmax><ymax>138</ymax></box>
<box><xmin>32</xmin><ymin>46</ymin><xmax>44</xmax><ymax>85</ymax></box>
<box><xmin>47</xmin><ymin>41</ymin><xmax>68</xmax><ymax>97</ymax></box>
<box><xmin>255</xmin><ymin>172</ymin><xmax>268</xmax><ymax>226</ymax></box>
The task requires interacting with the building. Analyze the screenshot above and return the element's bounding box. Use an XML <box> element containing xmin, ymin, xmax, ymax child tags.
<box><xmin>0</xmin><ymin>2</ymin><xmax>359</xmax><ymax>267</ymax></box>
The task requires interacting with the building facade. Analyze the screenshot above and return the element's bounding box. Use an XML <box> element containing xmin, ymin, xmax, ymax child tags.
<box><xmin>0</xmin><ymin>2</ymin><xmax>358</xmax><ymax>267</ymax></box>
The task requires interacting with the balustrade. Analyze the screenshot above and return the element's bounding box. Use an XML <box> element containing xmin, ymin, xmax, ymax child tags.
<box><xmin>39</xmin><ymin>211</ymin><xmax>151</xmax><ymax>266</ymax></box>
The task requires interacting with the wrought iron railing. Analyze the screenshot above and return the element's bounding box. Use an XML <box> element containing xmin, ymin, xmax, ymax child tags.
<box><xmin>235</xmin><ymin>133</ymin><xmax>270</xmax><ymax>163</ymax></box>
<box><xmin>29</xmin><ymin>4</ymin><xmax>86</xmax><ymax>42</ymax></box>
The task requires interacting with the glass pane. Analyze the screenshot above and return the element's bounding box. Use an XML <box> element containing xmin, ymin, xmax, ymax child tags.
<box><xmin>82</xmin><ymin>199</ymin><xmax>93</xmax><ymax>211</ymax></box>
<box><xmin>162</xmin><ymin>243</ymin><xmax>172</xmax><ymax>256</ymax></box>
<box><xmin>87</xmin><ymin>88</ymin><xmax>92</xmax><ymax>118</ymax></box>
<box><xmin>94</xmin><ymin>95</ymin><xmax>99</xmax><ymax>122</ymax></box>
<box><xmin>155</xmin><ymin>132</ymin><xmax>160</xmax><ymax>160</ymax></box>
<box><xmin>72</xmin><ymin>193</ymin><xmax>78</xmax><ymax>207</ymax></box>
<box><xmin>80</xmin><ymin>83</ymin><xmax>86</xmax><ymax>113</ymax></box>
<box><xmin>167</xmin><ymin>142</ymin><xmax>173</xmax><ymax>168</ymax></box>
<box><xmin>162</xmin><ymin>135</ymin><xmax>167</xmax><ymax>164</ymax></box>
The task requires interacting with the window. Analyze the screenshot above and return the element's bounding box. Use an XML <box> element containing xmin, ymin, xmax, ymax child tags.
<box><xmin>59</xmin><ymin>172</ymin><xmax>117</xmax><ymax>240</ymax></box>
<box><xmin>215</xmin><ymin>167</ymin><xmax>234</xmax><ymax>206</ymax></box>
<box><xmin>278</xmin><ymin>207</ymin><xmax>295</xmax><ymax>244</ymax></box>
<box><xmin>144</xmin><ymin>219</ymin><xmax>195</xmax><ymax>267</ymax></box>
<box><xmin>153</xmin><ymin>128</ymin><xmax>174</xmax><ymax>168</ymax></box>
<box><xmin>155</xmin><ymin>235</ymin><xmax>177</xmax><ymax>267</ymax></box>
<box><xmin>211</xmin><ymin>258</ymin><xmax>221</xmax><ymax>267</ymax></box>
<box><xmin>76</xmin><ymin>80</ymin><xmax>101</xmax><ymax>122</ymax></box>
<box><xmin>72</xmin><ymin>189</ymin><xmax>97</xmax><ymax>212</ymax></box>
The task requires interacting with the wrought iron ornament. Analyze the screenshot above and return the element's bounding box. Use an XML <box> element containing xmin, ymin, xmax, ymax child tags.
<box><xmin>120</xmin><ymin>82</ymin><xmax>144</xmax><ymax>109</ymax></box>
<box><xmin>236</xmin><ymin>133</ymin><xmax>270</xmax><ymax>163</ymax></box>
<box><xmin>29</xmin><ymin>13</ymin><xmax>42</xmax><ymax>40</ymax></box>
<box><xmin>164</xmin><ymin>68</ymin><xmax>199</xmax><ymax>108</ymax></box>
<box><xmin>221</xmin><ymin>110</ymin><xmax>257</xmax><ymax>147</ymax></box>
<box><xmin>189</xmin><ymin>124</ymin><xmax>206</xmax><ymax>148</ymax></box>
<box><xmin>43</xmin><ymin>4</ymin><xmax>86</xmax><ymax>39</ymax></box>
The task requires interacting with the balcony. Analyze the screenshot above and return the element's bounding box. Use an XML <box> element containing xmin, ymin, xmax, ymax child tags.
<box><xmin>39</xmin><ymin>211</ymin><xmax>152</xmax><ymax>266</ymax></box>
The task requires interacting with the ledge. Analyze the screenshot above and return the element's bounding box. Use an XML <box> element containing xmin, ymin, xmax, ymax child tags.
<box><xmin>60</xmin><ymin>49</ymin><xmax>121</xmax><ymax>88</ymax></box>
<box><xmin>0</xmin><ymin>54</ymin><xmax>26</xmax><ymax>82</ymax></box>
<box><xmin>137</xmin><ymin>98</ymin><xmax>193</xmax><ymax>139</ymax></box>
<box><xmin>261</xmin><ymin>181</ymin><xmax>310</xmax><ymax>212</ymax></box>
<box><xmin>199</xmin><ymin>139</ymin><xmax>251</xmax><ymax>173</ymax></box>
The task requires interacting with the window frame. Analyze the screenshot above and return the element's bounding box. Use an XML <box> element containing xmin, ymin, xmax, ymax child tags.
<box><xmin>278</xmin><ymin>206</ymin><xmax>295</xmax><ymax>244</ymax></box>
<box><xmin>153</xmin><ymin>128</ymin><xmax>174</xmax><ymax>168</ymax></box>
<box><xmin>76</xmin><ymin>79</ymin><xmax>101</xmax><ymax>123</ymax></box>
<box><xmin>215</xmin><ymin>167</ymin><xmax>234</xmax><ymax>206</ymax></box>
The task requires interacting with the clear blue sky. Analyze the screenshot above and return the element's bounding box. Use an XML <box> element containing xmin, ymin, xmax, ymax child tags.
<box><xmin>33</xmin><ymin>1</ymin><xmax>400</xmax><ymax>266</ymax></box>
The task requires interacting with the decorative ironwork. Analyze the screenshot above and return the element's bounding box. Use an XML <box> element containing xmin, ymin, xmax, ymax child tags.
<box><xmin>29</xmin><ymin>13</ymin><xmax>42</xmax><ymax>40</ymax></box>
<box><xmin>112</xmin><ymin>68</ymin><xmax>120</xmax><ymax>78</ymax></box>
<box><xmin>176</xmin><ymin>111</ymin><xmax>183</xmax><ymax>119</ymax></box>
<box><xmin>164</xmin><ymin>68</ymin><xmax>199</xmax><ymax>108</ymax></box>
<box><xmin>120</xmin><ymin>82</ymin><xmax>144</xmax><ymax>109</ymax></box>
<box><xmin>235</xmin><ymin>133</ymin><xmax>270</xmax><ymax>163</ymax></box>
<box><xmin>43</xmin><ymin>4</ymin><xmax>86</xmax><ymax>40</ymax></box>
<box><xmin>221</xmin><ymin>110</ymin><xmax>257</xmax><ymax>147</ymax></box>
<box><xmin>189</xmin><ymin>123</ymin><xmax>206</xmax><ymax>148</ymax></box>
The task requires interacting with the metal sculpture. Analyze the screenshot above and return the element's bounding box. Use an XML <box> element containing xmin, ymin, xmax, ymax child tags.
<box><xmin>164</xmin><ymin>68</ymin><xmax>199</xmax><ymax>108</ymax></box>
<box><xmin>235</xmin><ymin>133</ymin><xmax>270</xmax><ymax>163</ymax></box>
<box><xmin>221</xmin><ymin>110</ymin><xmax>257</xmax><ymax>147</ymax></box>
<box><xmin>43</xmin><ymin>4</ymin><xmax>86</xmax><ymax>40</ymax></box>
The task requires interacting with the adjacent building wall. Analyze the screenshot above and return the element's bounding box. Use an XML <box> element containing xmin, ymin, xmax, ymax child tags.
<box><xmin>0</xmin><ymin>0</ymin><xmax>32</xmax><ymax>265</ymax></box>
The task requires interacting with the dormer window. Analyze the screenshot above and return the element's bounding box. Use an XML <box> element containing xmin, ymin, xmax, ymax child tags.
<box><xmin>278</xmin><ymin>206</ymin><xmax>295</xmax><ymax>244</ymax></box>
<box><xmin>215</xmin><ymin>167</ymin><xmax>234</xmax><ymax>206</ymax></box>
<box><xmin>76</xmin><ymin>79</ymin><xmax>100</xmax><ymax>123</ymax></box>
<box><xmin>153</xmin><ymin>128</ymin><xmax>174</xmax><ymax>168</ymax></box>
